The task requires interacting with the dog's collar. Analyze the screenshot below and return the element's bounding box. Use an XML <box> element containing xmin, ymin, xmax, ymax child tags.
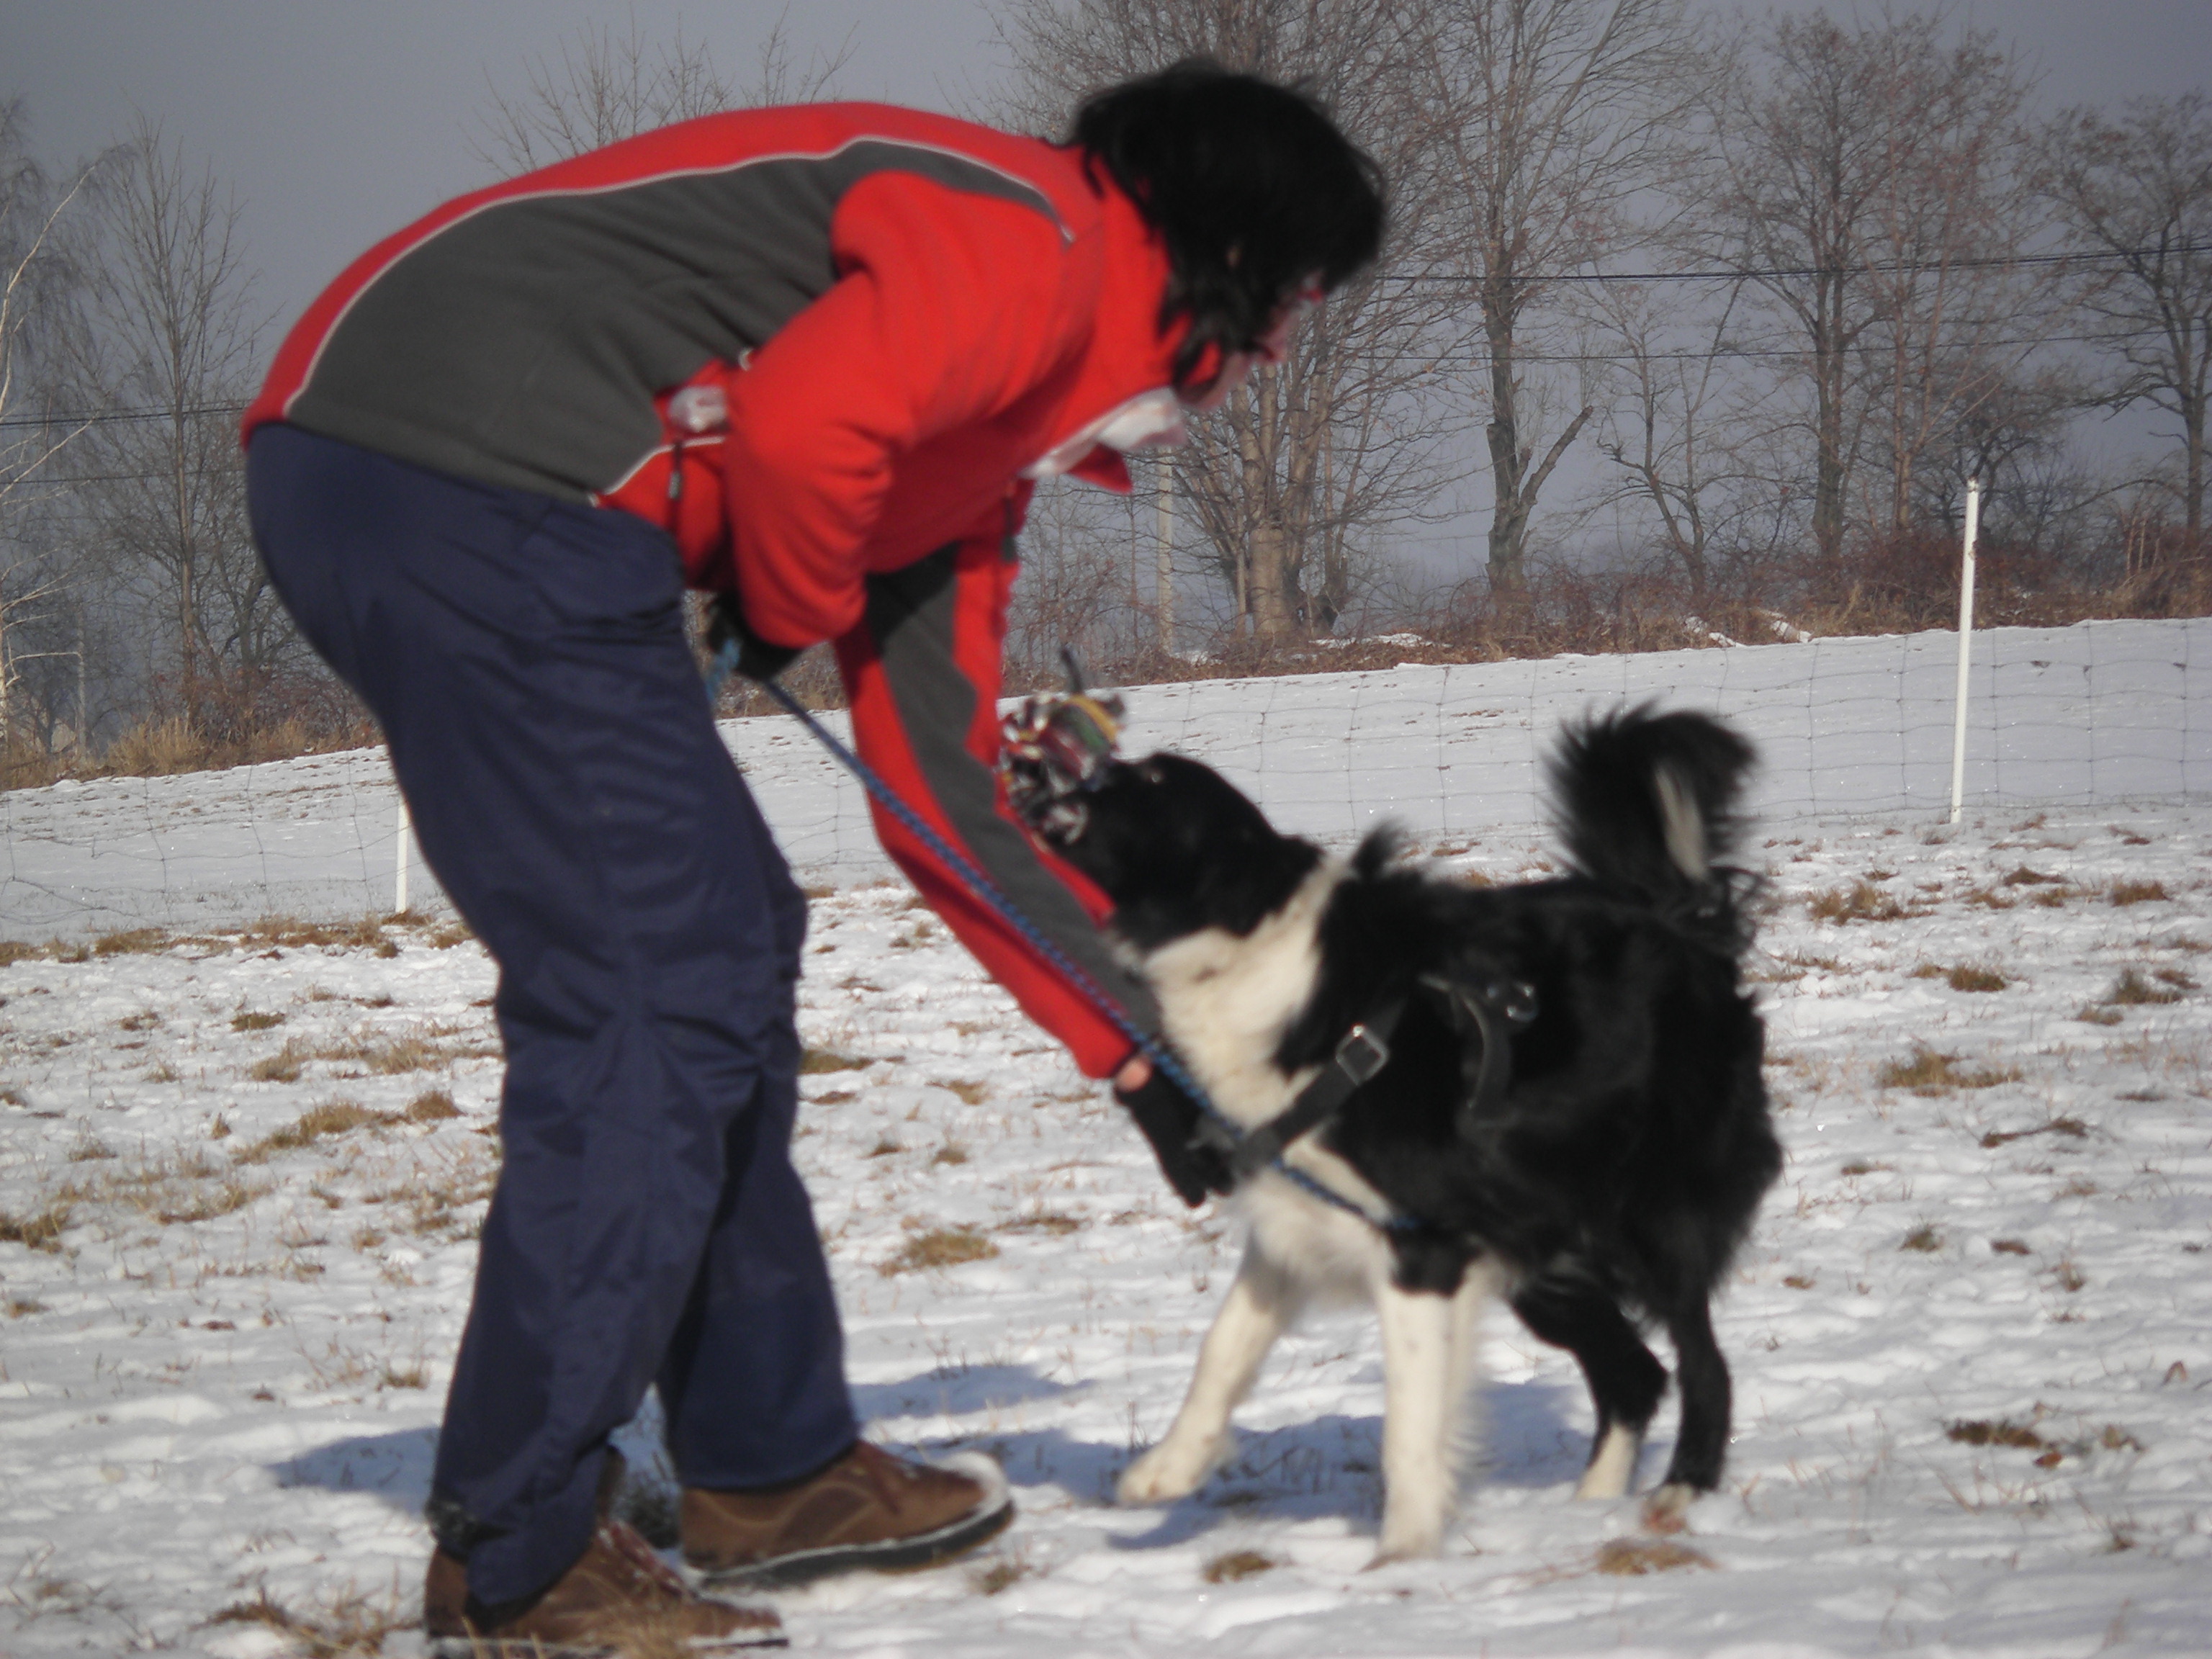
<box><xmin>1218</xmin><ymin>968</ymin><xmax>1541</xmax><ymax>1191</ymax></box>
<box><xmin>1225</xmin><ymin>997</ymin><xmax>1408</xmax><ymax>1183</ymax></box>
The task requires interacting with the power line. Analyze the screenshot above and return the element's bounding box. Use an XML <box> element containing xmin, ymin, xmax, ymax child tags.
<box><xmin>0</xmin><ymin>402</ymin><xmax>247</xmax><ymax>432</ymax></box>
<box><xmin>1385</xmin><ymin>241</ymin><xmax>2212</xmax><ymax>288</ymax></box>
<box><xmin>1410</xmin><ymin>326</ymin><xmax>2176</xmax><ymax>367</ymax></box>
<box><xmin>0</xmin><ymin>313</ymin><xmax>2188</xmax><ymax>436</ymax></box>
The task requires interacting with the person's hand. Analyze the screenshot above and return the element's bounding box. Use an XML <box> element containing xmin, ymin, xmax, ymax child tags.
<box><xmin>706</xmin><ymin>593</ymin><xmax>802</xmax><ymax>683</ymax></box>
<box><xmin>1112</xmin><ymin>1058</ymin><xmax>1231</xmax><ymax>1208</ymax></box>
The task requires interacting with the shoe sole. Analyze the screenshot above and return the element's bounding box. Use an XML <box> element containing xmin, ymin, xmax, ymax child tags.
<box><xmin>426</xmin><ymin>1631</ymin><xmax>786</xmax><ymax>1658</ymax></box>
<box><xmin>697</xmin><ymin>1457</ymin><xmax>1016</xmax><ymax>1591</ymax></box>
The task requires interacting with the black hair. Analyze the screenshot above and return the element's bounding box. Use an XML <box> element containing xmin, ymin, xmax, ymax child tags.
<box><xmin>1071</xmin><ymin>60</ymin><xmax>1385</xmax><ymax>391</ymax></box>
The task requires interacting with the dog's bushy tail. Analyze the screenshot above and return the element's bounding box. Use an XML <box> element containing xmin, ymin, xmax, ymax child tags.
<box><xmin>1550</xmin><ymin>706</ymin><xmax>1758</xmax><ymax>932</ymax></box>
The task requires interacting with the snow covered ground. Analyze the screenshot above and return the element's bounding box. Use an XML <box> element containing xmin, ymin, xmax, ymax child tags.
<box><xmin>4</xmin><ymin>617</ymin><xmax>2206</xmax><ymax>939</ymax></box>
<box><xmin>3</xmin><ymin>637</ymin><xmax>2211</xmax><ymax>1657</ymax></box>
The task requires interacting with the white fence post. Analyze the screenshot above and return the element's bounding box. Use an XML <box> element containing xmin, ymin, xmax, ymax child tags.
<box><xmin>1948</xmin><ymin>477</ymin><xmax>1983</xmax><ymax>824</ymax></box>
<box><xmin>395</xmin><ymin>792</ymin><xmax>411</xmax><ymax>915</ymax></box>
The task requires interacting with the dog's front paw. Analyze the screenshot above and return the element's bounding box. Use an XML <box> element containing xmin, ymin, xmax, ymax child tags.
<box><xmin>1370</xmin><ymin>1504</ymin><xmax>1451</xmax><ymax>1565</ymax></box>
<box><xmin>1641</xmin><ymin>1483</ymin><xmax>1696</xmax><ymax>1533</ymax></box>
<box><xmin>1117</xmin><ymin>1434</ymin><xmax>1226</xmax><ymax>1504</ymax></box>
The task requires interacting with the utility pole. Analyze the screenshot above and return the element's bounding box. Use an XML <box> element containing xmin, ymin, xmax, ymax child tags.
<box><xmin>1154</xmin><ymin>455</ymin><xmax>1175</xmax><ymax>655</ymax></box>
<box><xmin>1948</xmin><ymin>477</ymin><xmax>1982</xmax><ymax>824</ymax></box>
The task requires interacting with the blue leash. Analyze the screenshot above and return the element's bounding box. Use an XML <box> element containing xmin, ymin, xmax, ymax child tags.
<box><xmin>708</xmin><ymin>642</ymin><xmax>1412</xmax><ymax>1231</ymax></box>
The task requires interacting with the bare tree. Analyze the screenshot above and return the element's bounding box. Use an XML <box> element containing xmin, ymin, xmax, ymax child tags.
<box><xmin>1695</xmin><ymin>12</ymin><xmax>2049</xmax><ymax>579</ymax></box>
<box><xmin>1414</xmin><ymin>0</ymin><xmax>1704</xmax><ymax>599</ymax></box>
<box><xmin>992</xmin><ymin>0</ymin><xmax>1460</xmax><ymax>642</ymax></box>
<box><xmin>0</xmin><ymin>102</ymin><xmax>98</xmax><ymax>755</ymax></box>
<box><xmin>1850</xmin><ymin>30</ymin><xmax>2052</xmax><ymax>540</ymax></box>
<box><xmin>2035</xmin><ymin>93</ymin><xmax>2212</xmax><ymax>552</ymax></box>
<box><xmin>1583</xmin><ymin>276</ymin><xmax>1797</xmax><ymax>603</ymax></box>
<box><xmin>477</xmin><ymin>7</ymin><xmax>855</xmax><ymax>174</ymax></box>
<box><xmin>74</xmin><ymin>117</ymin><xmax>279</xmax><ymax>735</ymax></box>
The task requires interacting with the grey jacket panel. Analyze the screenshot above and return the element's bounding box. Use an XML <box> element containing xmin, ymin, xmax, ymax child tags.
<box><xmin>285</xmin><ymin>141</ymin><xmax>1063</xmax><ymax>500</ymax></box>
<box><xmin>863</xmin><ymin>544</ymin><xmax>1162</xmax><ymax>1045</ymax></box>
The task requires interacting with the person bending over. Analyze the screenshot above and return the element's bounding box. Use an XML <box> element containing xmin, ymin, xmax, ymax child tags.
<box><xmin>243</xmin><ymin>60</ymin><xmax>1381</xmax><ymax>1656</ymax></box>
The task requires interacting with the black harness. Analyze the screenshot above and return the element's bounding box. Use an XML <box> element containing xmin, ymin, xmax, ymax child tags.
<box><xmin>1220</xmin><ymin>968</ymin><xmax>1539</xmax><ymax>1194</ymax></box>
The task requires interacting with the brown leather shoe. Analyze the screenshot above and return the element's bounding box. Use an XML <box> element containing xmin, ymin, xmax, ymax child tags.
<box><xmin>682</xmin><ymin>1441</ymin><xmax>1014</xmax><ymax>1588</ymax></box>
<box><xmin>423</xmin><ymin>1516</ymin><xmax>784</xmax><ymax>1656</ymax></box>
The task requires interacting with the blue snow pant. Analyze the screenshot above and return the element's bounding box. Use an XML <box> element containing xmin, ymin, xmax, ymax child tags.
<box><xmin>246</xmin><ymin>423</ymin><xmax>858</xmax><ymax>1607</ymax></box>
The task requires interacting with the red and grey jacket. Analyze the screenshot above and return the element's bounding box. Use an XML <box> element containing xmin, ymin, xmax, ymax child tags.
<box><xmin>244</xmin><ymin>103</ymin><xmax>1179</xmax><ymax>1076</ymax></box>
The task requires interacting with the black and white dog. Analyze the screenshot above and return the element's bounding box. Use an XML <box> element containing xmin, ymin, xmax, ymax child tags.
<box><xmin>1025</xmin><ymin>706</ymin><xmax>1781</xmax><ymax>1561</ymax></box>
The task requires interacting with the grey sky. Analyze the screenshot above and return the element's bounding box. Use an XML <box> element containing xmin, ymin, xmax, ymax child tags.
<box><xmin>5</xmin><ymin>1</ymin><xmax>2206</xmax><ymax>332</ymax></box>
<box><xmin>1</xmin><ymin>1</ymin><xmax>1004</xmax><ymax>325</ymax></box>
<box><xmin>2</xmin><ymin>0</ymin><xmax>2206</xmax><ymax>575</ymax></box>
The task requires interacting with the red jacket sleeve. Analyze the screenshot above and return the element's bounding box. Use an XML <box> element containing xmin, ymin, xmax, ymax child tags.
<box><xmin>834</xmin><ymin>532</ymin><xmax>1157</xmax><ymax>1079</ymax></box>
<box><xmin>723</xmin><ymin>173</ymin><xmax>1083</xmax><ymax>648</ymax></box>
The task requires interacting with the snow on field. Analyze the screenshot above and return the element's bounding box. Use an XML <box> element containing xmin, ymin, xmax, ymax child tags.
<box><xmin>5</xmin><ymin>617</ymin><xmax>2207</xmax><ymax>938</ymax></box>
<box><xmin>2</xmin><ymin>629</ymin><xmax>2211</xmax><ymax>1657</ymax></box>
<box><xmin>4</xmin><ymin>800</ymin><xmax>2210</xmax><ymax>1656</ymax></box>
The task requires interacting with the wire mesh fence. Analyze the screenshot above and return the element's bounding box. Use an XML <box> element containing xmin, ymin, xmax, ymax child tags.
<box><xmin>3</xmin><ymin>616</ymin><xmax>2205</xmax><ymax>940</ymax></box>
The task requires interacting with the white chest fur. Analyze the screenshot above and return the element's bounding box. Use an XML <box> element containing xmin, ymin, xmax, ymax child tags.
<box><xmin>1139</xmin><ymin>860</ymin><xmax>1342</xmax><ymax>1130</ymax></box>
<box><xmin>1138</xmin><ymin>860</ymin><xmax>1398</xmax><ymax>1292</ymax></box>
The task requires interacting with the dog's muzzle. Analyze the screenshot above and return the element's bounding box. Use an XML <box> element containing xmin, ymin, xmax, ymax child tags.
<box><xmin>999</xmin><ymin>686</ymin><xmax>1125</xmax><ymax>842</ymax></box>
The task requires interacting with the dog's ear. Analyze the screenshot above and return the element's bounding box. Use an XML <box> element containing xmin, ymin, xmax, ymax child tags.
<box><xmin>1076</xmin><ymin>752</ymin><xmax>1322</xmax><ymax>947</ymax></box>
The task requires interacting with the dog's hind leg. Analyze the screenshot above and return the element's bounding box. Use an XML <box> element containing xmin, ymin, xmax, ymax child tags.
<box><xmin>1646</xmin><ymin>1295</ymin><xmax>1730</xmax><ymax>1529</ymax></box>
<box><xmin>1119</xmin><ymin>1246</ymin><xmax>1303</xmax><ymax>1505</ymax></box>
<box><xmin>1509</xmin><ymin>1276</ymin><xmax>1669</xmax><ymax>1500</ymax></box>
<box><xmin>1373</xmin><ymin>1262</ymin><xmax>1499</xmax><ymax>1563</ymax></box>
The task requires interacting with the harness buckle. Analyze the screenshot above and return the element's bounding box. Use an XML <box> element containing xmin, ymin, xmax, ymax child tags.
<box><xmin>1335</xmin><ymin>1022</ymin><xmax>1392</xmax><ymax>1085</ymax></box>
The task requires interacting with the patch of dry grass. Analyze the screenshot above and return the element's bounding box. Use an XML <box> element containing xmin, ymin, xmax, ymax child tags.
<box><xmin>1947</xmin><ymin>1418</ymin><xmax>2044</xmax><ymax>1449</ymax></box>
<box><xmin>248</xmin><ymin>1030</ymin><xmax>490</xmax><ymax>1086</ymax></box>
<box><xmin>48</xmin><ymin>1148</ymin><xmax>270</xmax><ymax>1227</ymax></box>
<box><xmin>2110</xmin><ymin>880</ymin><xmax>2170</xmax><ymax>907</ymax></box>
<box><xmin>403</xmin><ymin>1089</ymin><xmax>460</xmax><ymax>1123</ymax></box>
<box><xmin>1946</xmin><ymin>965</ymin><xmax>2008</xmax><ymax>992</ymax></box>
<box><xmin>999</xmin><ymin>1211</ymin><xmax>1084</xmax><ymax>1236</ymax></box>
<box><xmin>204</xmin><ymin>1583</ymin><xmax>407</xmax><ymax>1658</ymax></box>
<box><xmin>93</xmin><ymin>927</ymin><xmax>171</xmax><ymax>957</ymax></box>
<box><xmin>879</xmin><ymin>1226</ymin><xmax>999</xmax><ymax>1276</ymax></box>
<box><xmin>230</xmin><ymin>1010</ymin><xmax>286</xmax><ymax>1033</ymax></box>
<box><xmin>0</xmin><ymin>1201</ymin><xmax>73</xmax><ymax>1251</ymax></box>
<box><xmin>1593</xmin><ymin>1538</ymin><xmax>1716</xmax><ymax>1575</ymax></box>
<box><xmin>2105</xmin><ymin>967</ymin><xmax>2185</xmax><ymax>1006</ymax></box>
<box><xmin>1808</xmin><ymin>880</ymin><xmax>1907</xmax><ymax>924</ymax></box>
<box><xmin>1877</xmin><ymin>1047</ymin><xmax>2022</xmax><ymax>1094</ymax></box>
<box><xmin>1201</xmin><ymin>1550</ymin><xmax>1278</xmax><ymax>1583</ymax></box>
<box><xmin>801</xmin><ymin>1048</ymin><xmax>868</xmax><ymax>1074</ymax></box>
<box><xmin>238</xmin><ymin>1101</ymin><xmax>397</xmax><ymax>1163</ymax></box>
<box><xmin>1980</xmin><ymin>1116</ymin><xmax>2090</xmax><ymax>1148</ymax></box>
<box><xmin>154</xmin><ymin>1179</ymin><xmax>269</xmax><ymax>1226</ymax></box>
<box><xmin>364</xmin><ymin>1146</ymin><xmax>500</xmax><ymax>1238</ymax></box>
<box><xmin>235</xmin><ymin>914</ymin><xmax>392</xmax><ymax>951</ymax></box>
<box><xmin>1900</xmin><ymin>1223</ymin><xmax>1943</xmax><ymax>1253</ymax></box>
<box><xmin>971</xmin><ymin>1552</ymin><xmax>1033</xmax><ymax>1596</ymax></box>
